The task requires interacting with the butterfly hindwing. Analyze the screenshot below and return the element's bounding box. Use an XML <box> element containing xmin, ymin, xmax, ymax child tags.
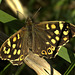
<box><xmin>32</xmin><ymin>29</ymin><xmax>55</xmax><ymax>58</ymax></box>
<box><xmin>0</xmin><ymin>27</ymin><xmax>26</xmax><ymax>65</ymax></box>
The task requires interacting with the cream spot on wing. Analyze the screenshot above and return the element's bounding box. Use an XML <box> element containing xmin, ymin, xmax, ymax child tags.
<box><xmin>46</xmin><ymin>24</ymin><xmax>50</xmax><ymax>29</ymax></box>
<box><xmin>59</xmin><ymin>21</ymin><xmax>63</xmax><ymax>30</ymax></box>
<box><xmin>66</xmin><ymin>25</ymin><xmax>69</xmax><ymax>29</ymax></box>
<box><xmin>55</xmin><ymin>36</ymin><xmax>59</xmax><ymax>41</ymax></box>
<box><xmin>54</xmin><ymin>30</ymin><xmax>59</xmax><ymax>35</ymax></box>
<box><xmin>13</xmin><ymin>49</ymin><xmax>17</xmax><ymax>55</ymax></box>
<box><xmin>13</xmin><ymin>37</ymin><xmax>17</xmax><ymax>42</ymax></box>
<box><xmin>38</xmin><ymin>47</ymin><xmax>40</xmax><ymax>49</ymax></box>
<box><xmin>47</xmin><ymin>35</ymin><xmax>51</xmax><ymax>39</ymax></box>
<box><xmin>4</xmin><ymin>50</ymin><xmax>7</xmax><ymax>54</ymax></box>
<box><xmin>8</xmin><ymin>55</ymin><xmax>11</xmax><ymax>58</ymax></box>
<box><xmin>7</xmin><ymin>39</ymin><xmax>11</xmax><ymax>47</ymax></box>
<box><xmin>12</xmin><ymin>44</ymin><xmax>16</xmax><ymax>48</ymax></box>
<box><xmin>51</xmin><ymin>24</ymin><xmax>56</xmax><ymax>29</ymax></box>
<box><xmin>20</xmin><ymin>55</ymin><xmax>24</xmax><ymax>61</ymax></box>
<box><xmin>63</xmin><ymin>37</ymin><xmax>68</xmax><ymax>41</ymax></box>
<box><xmin>6</xmin><ymin>48</ymin><xmax>10</xmax><ymax>54</ymax></box>
<box><xmin>17</xmin><ymin>34</ymin><xmax>20</xmax><ymax>39</ymax></box>
<box><xmin>46</xmin><ymin>42</ymin><xmax>50</xmax><ymax>44</ymax></box>
<box><xmin>14</xmin><ymin>58</ymin><xmax>19</xmax><ymax>61</ymax></box>
<box><xmin>17</xmin><ymin>49</ymin><xmax>21</xmax><ymax>55</ymax></box>
<box><xmin>3</xmin><ymin>47</ymin><xmax>6</xmax><ymax>51</ymax></box>
<box><xmin>66</xmin><ymin>26</ymin><xmax>69</xmax><ymax>28</ymax></box>
<box><xmin>3</xmin><ymin>47</ymin><xmax>7</xmax><ymax>54</ymax></box>
<box><xmin>63</xmin><ymin>31</ymin><xmax>69</xmax><ymax>35</ymax></box>
<box><xmin>19</xmin><ymin>44</ymin><xmax>21</xmax><ymax>48</ymax></box>
<box><xmin>51</xmin><ymin>39</ymin><xmax>56</xmax><ymax>44</ymax></box>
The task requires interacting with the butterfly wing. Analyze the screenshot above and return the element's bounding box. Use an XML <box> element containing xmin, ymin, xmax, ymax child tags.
<box><xmin>33</xmin><ymin>21</ymin><xmax>75</xmax><ymax>58</ymax></box>
<box><xmin>0</xmin><ymin>27</ymin><xmax>27</xmax><ymax>65</ymax></box>
<box><xmin>0</xmin><ymin>20</ymin><xmax>75</xmax><ymax>64</ymax></box>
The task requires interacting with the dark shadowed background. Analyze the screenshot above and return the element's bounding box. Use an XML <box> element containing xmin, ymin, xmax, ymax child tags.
<box><xmin>0</xmin><ymin>0</ymin><xmax>75</xmax><ymax>75</ymax></box>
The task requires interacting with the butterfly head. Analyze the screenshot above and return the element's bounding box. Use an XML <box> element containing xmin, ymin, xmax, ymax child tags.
<box><xmin>26</xmin><ymin>17</ymin><xmax>33</xmax><ymax>26</ymax></box>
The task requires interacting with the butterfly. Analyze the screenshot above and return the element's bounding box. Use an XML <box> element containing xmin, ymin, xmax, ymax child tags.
<box><xmin>0</xmin><ymin>17</ymin><xmax>75</xmax><ymax>65</ymax></box>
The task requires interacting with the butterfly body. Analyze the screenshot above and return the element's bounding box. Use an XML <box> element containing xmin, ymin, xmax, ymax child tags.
<box><xmin>0</xmin><ymin>17</ymin><xmax>75</xmax><ymax>65</ymax></box>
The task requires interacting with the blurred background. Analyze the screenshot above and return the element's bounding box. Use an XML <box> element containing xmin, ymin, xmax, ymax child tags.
<box><xmin>0</xmin><ymin>0</ymin><xmax>75</xmax><ymax>75</ymax></box>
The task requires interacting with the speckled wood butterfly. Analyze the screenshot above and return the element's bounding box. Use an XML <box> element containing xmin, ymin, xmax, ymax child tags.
<box><xmin>0</xmin><ymin>17</ymin><xmax>75</xmax><ymax>65</ymax></box>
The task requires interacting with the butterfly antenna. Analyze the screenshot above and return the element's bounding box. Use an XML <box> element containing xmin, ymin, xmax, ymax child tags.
<box><xmin>32</xmin><ymin>7</ymin><xmax>41</xmax><ymax>19</ymax></box>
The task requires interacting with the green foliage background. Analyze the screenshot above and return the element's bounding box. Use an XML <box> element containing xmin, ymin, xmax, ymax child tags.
<box><xmin>0</xmin><ymin>0</ymin><xmax>75</xmax><ymax>75</ymax></box>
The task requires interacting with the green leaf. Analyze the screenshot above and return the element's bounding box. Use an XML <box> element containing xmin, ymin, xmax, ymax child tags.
<box><xmin>0</xmin><ymin>0</ymin><xmax>2</xmax><ymax>3</ymax></box>
<box><xmin>0</xmin><ymin>63</ymin><xmax>11</xmax><ymax>75</ymax></box>
<box><xmin>64</xmin><ymin>61</ymin><xmax>75</xmax><ymax>75</ymax></box>
<box><xmin>0</xmin><ymin>10</ymin><xmax>24</xmax><ymax>31</ymax></box>
<box><xmin>15</xmin><ymin>64</ymin><xmax>25</xmax><ymax>75</ymax></box>
<box><xmin>58</xmin><ymin>47</ymin><xmax>71</xmax><ymax>63</ymax></box>
<box><xmin>0</xmin><ymin>10</ymin><xmax>16</xmax><ymax>23</ymax></box>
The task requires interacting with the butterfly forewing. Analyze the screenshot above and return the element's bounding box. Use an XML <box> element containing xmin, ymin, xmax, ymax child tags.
<box><xmin>0</xmin><ymin>27</ymin><xmax>27</xmax><ymax>65</ymax></box>
<box><xmin>33</xmin><ymin>21</ymin><xmax>75</xmax><ymax>58</ymax></box>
